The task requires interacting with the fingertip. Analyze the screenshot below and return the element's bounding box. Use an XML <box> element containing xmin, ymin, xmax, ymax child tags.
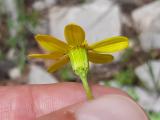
<box><xmin>37</xmin><ymin>95</ymin><xmax>149</xmax><ymax>120</ymax></box>
<box><xmin>76</xmin><ymin>95</ymin><xmax>149</xmax><ymax>120</ymax></box>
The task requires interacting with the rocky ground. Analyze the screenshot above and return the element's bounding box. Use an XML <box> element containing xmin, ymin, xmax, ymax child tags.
<box><xmin>0</xmin><ymin>0</ymin><xmax>160</xmax><ymax>119</ymax></box>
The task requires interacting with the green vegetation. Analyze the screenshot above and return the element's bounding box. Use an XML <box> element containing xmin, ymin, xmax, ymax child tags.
<box><xmin>149</xmin><ymin>112</ymin><xmax>160</xmax><ymax>120</ymax></box>
<box><xmin>5</xmin><ymin>0</ymin><xmax>39</xmax><ymax>71</ymax></box>
<box><xmin>115</xmin><ymin>68</ymin><xmax>136</xmax><ymax>86</ymax></box>
<box><xmin>59</xmin><ymin>64</ymin><xmax>76</xmax><ymax>81</ymax></box>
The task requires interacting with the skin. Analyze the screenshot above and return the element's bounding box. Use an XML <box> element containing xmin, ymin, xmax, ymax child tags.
<box><xmin>0</xmin><ymin>82</ymin><xmax>148</xmax><ymax>120</ymax></box>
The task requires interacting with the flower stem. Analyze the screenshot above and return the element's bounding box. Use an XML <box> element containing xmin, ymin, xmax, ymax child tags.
<box><xmin>68</xmin><ymin>47</ymin><xmax>93</xmax><ymax>100</ymax></box>
<box><xmin>80</xmin><ymin>74</ymin><xmax>94</xmax><ymax>100</ymax></box>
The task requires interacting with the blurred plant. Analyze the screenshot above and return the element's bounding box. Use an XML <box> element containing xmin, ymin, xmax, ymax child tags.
<box><xmin>148</xmin><ymin>112</ymin><xmax>160</xmax><ymax>120</ymax></box>
<box><xmin>126</xmin><ymin>87</ymin><xmax>139</xmax><ymax>101</ymax></box>
<box><xmin>0</xmin><ymin>50</ymin><xmax>4</xmax><ymax>60</ymax></box>
<box><xmin>0</xmin><ymin>1</ymin><xmax>4</xmax><ymax>13</ymax></box>
<box><xmin>114</xmin><ymin>68</ymin><xmax>136</xmax><ymax>86</ymax></box>
<box><xmin>121</xmin><ymin>48</ymin><xmax>134</xmax><ymax>62</ymax></box>
<box><xmin>5</xmin><ymin>0</ymin><xmax>39</xmax><ymax>71</ymax></box>
<box><xmin>59</xmin><ymin>64</ymin><xmax>76</xmax><ymax>81</ymax></box>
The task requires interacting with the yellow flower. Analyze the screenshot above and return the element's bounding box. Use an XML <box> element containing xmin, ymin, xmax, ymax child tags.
<box><xmin>28</xmin><ymin>23</ymin><xmax>128</xmax><ymax>99</ymax></box>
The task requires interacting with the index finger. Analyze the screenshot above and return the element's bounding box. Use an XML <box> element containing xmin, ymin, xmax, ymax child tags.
<box><xmin>0</xmin><ymin>82</ymin><xmax>128</xmax><ymax>119</ymax></box>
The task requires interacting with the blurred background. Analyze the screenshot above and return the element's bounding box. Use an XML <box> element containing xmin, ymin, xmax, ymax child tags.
<box><xmin>0</xmin><ymin>0</ymin><xmax>160</xmax><ymax>119</ymax></box>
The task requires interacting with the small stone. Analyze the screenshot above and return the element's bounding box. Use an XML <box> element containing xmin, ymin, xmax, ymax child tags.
<box><xmin>98</xmin><ymin>80</ymin><xmax>120</xmax><ymax>88</ymax></box>
<box><xmin>132</xmin><ymin>1</ymin><xmax>160</xmax><ymax>32</ymax></box>
<box><xmin>33</xmin><ymin>1</ymin><xmax>46</xmax><ymax>11</ymax></box>
<box><xmin>6</xmin><ymin>48</ymin><xmax>17</xmax><ymax>61</ymax></box>
<box><xmin>139</xmin><ymin>31</ymin><xmax>160</xmax><ymax>51</ymax></box>
<box><xmin>153</xmin><ymin>97</ymin><xmax>160</xmax><ymax>112</ymax></box>
<box><xmin>49</xmin><ymin>0</ymin><xmax>121</xmax><ymax>44</ymax></box>
<box><xmin>135</xmin><ymin>87</ymin><xmax>159</xmax><ymax>112</ymax></box>
<box><xmin>34</xmin><ymin>19</ymin><xmax>49</xmax><ymax>34</ymax></box>
<box><xmin>135</xmin><ymin>60</ymin><xmax>160</xmax><ymax>91</ymax></box>
<box><xmin>9</xmin><ymin>67</ymin><xmax>21</xmax><ymax>80</ymax></box>
<box><xmin>45</xmin><ymin>0</ymin><xmax>56</xmax><ymax>7</ymax></box>
<box><xmin>28</xmin><ymin>64</ymin><xmax>58</xmax><ymax>84</ymax></box>
<box><xmin>33</xmin><ymin>0</ymin><xmax>56</xmax><ymax>11</ymax></box>
<box><xmin>139</xmin><ymin>14</ymin><xmax>160</xmax><ymax>51</ymax></box>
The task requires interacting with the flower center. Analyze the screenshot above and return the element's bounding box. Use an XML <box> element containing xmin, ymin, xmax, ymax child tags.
<box><xmin>68</xmin><ymin>47</ymin><xmax>89</xmax><ymax>77</ymax></box>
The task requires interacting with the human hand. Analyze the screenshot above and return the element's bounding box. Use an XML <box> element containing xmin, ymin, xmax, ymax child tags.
<box><xmin>0</xmin><ymin>82</ymin><xmax>148</xmax><ymax>120</ymax></box>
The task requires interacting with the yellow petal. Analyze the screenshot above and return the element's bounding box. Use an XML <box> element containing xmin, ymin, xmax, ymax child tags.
<box><xmin>35</xmin><ymin>34</ymin><xmax>68</xmax><ymax>53</ymax></box>
<box><xmin>47</xmin><ymin>55</ymin><xmax>69</xmax><ymax>73</ymax></box>
<box><xmin>28</xmin><ymin>51</ymin><xmax>64</xmax><ymax>59</ymax></box>
<box><xmin>64</xmin><ymin>23</ymin><xmax>85</xmax><ymax>46</ymax></box>
<box><xmin>89</xmin><ymin>36</ymin><xmax>128</xmax><ymax>53</ymax></box>
<box><xmin>88</xmin><ymin>51</ymin><xmax>113</xmax><ymax>64</ymax></box>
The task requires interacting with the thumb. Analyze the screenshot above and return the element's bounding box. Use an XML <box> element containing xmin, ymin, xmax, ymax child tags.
<box><xmin>37</xmin><ymin>95</ymin><xmax>149</xmax><ymax>120</ymax></box>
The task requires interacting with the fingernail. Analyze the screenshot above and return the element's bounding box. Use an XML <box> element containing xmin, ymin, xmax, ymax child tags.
<box><xmin>75</xmin><ymin>95</ymin><xmax>149</xmax><ymax>120</ymax></box>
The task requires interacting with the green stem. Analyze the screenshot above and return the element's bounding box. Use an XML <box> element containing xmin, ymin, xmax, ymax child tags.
<box><xmin>80</xmin><ymin>74</ymin><xmax>94</xmax><ymax>100</ymax></box>
<box><xmin>68</xmin><ymin>47</ymin><xmax>93</xmax><ymax>100</ymax></box>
